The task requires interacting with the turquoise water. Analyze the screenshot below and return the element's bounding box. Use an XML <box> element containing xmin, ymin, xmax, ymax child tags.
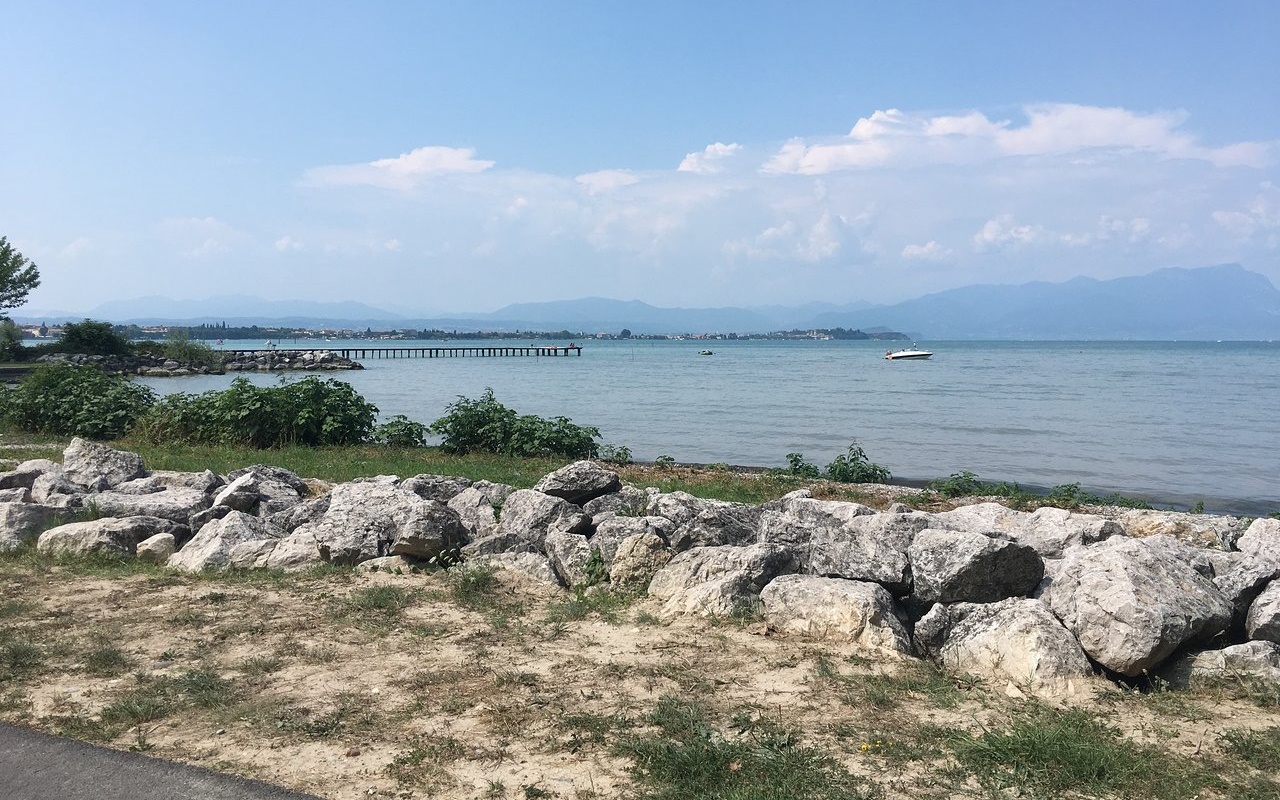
<box><xmin>136</xmin><ymin>339</ymin><xmax>1280</xmax><ymax>515</ymax></box>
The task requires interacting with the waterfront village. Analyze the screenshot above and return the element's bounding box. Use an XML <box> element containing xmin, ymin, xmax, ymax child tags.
<box><xmin>15</xmin><ymin>322</ymin><xmax>909</xmax><ymax>343</ymax></box>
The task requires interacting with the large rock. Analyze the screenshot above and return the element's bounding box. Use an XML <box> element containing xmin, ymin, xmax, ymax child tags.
<box><xmin>0</xmin><ymin>459</ymin><xmax>61</xmax><ymax>490</ymax></box>
<box><xmin>460</xmin><ymin>531</ymin><xmax>539</xmax><ymax>558</ymax></box>
<box><xmin>533</xmin><ymin>461</ymin><xmax>622</xmax><ymax>506</ymax></box>
<box><xmin>915</xmin><ymin>599</ymin><xmax>1093</xmax><ymax>687</ymax></box>
<box><xmin>582</xmin><ymin>486</ymin><xmax>652</xmax><ymax>518</ymax></box>
<box><xmin>136</xmin><ymin>532</ymin><xmax>177</xmax><ymax>564</ymax></box>
<box><xmin>1237</xmin><ymin>518</ymin><xmax>1280</xmax><ymax>565</ymax></box>
<box><xmin>308</xmin><ymin>482</ymin><xmax>468</xmax><ymax>565</ymax></box>
<box><xmin>90</xmin><ymin>487</ymin><xmax>211</xmax><ymax>524</ymax></box>
<box><xmin>792</xmin><ymin>511</ymin><xmax>933</xmax><ymax>594</ymax></box>
<box><xmin>669</xmin><ymin>503</ymin><xmax>762</xmax><ymax>550</ymax></box>
<box><xmin>0</xmin><ymin>502</ymin><xmax>71</xmax><ymax>551</ymax></box>
<box><xmin>648</xmin><ymin>543</ymin><xmax>795</xmax><ymax>619</ymax></box>
<box><xmin>1118</xmin><ymin>509</ymin><xmax>1248</xmax><ymax>550</ymax></box>
<box><xmin>1164</xmin><ymin>640</ymin><xmax>1280</xmax><ymax>686</ymax></box>
<box><xmin>495</xmin><ymin>489</ymin><xmax>589</xmax><ymax>549</ymax></box>
<box><xmin>909</xmin><ymin>529</ymin><xmax>1045</xmax><ymax>605</ymax></box>
<box><xmin>263</xmin><ymin>527</ymin><xmax>324</xmax><ymax>570</ymax></box>
<box><xmin>1207</xmin><ymin>550</ymin><xmax>1280</xmax><ymax>627</ymax></box>
<box><xmin>1039</xmin><ymin>536</ymin><xmax>1233</xmax><ymax>677</ymax></box>
<box><xmin>61</xmin><ymin>438</ymin><xmax>147</xmax><ymax>491</ymax></box>
<box><xmin>931</xmin><ymin>503</ymin><xmax>1120</xmax><ymax>559</ymax></box>
<box><xmin>213</xmin><ymin>469</ymin><xmax>304</xmax><ymax>516</ymax></box>
<box><xmin>168</xmin><ymin>511</ymin><xmax>281</xmax><ymax>572</ymax></box>
<box><xmin>757</xmin><ymin>497</ymin><xmax>879</xmax><ymax>550</ymax></box>
<box><xmin>226</xmin><ymin>539</ymin><xmax>280</xmax><ymax>570</ymax></box>
<box><xmin>447</xmin><ymin>482</ymin><xmax>514</xmax><ymax>540</ymax></box>
<box><xmin>29</xmin><ymin>472</ymin><xmax>84</xmax><ymax>508</ymax></box>
<box><xmin>36</xmin><ymin>516</ymin><xmax>185</xmax><ymax>557</ymax></box>
<box><xmin>608</xmin><ymin>533</ymin><xmax>672</xmax><ymax>591</ymax></box>
<box><xmin>1246</xmin><ymin>582</ymin><xmax>1280</xmax><ymax>643</ymax></box>
<box><xmin>400</xmin><ymin>474</ymin><xmax>473</xmax><ymax>502</ymax></box>
<box><xmin>226</xmin><ymin>464</ymin><xmax>308</xmax><ymax>496</ymax></box>
<box><xmin>591</xmin><ymin>515</ymin><xmax>674</xmax><ymax>566</ymax></box>
<box><xmin>760</xmin><ymin>575</ymin><xmax>912</xmax><ymax>654</ymax></box>
<box><xmin>267</xmin><ymin>494</ymin><xmax>331</xmax><ymax>534</ymax></box>
<box><xmin>466</xmin><ymin>552</ymin><xmax>560</xmax><ymax>584</ymax></box>
<box><xmin>0</xmin><ymin>488</ymin><xmax>30</xmax><ymax>503</ymax></box>
<box><xmin>544</xmin><ymin>530</ymin><xmax>595</xmax><ymax>587</ymax></box>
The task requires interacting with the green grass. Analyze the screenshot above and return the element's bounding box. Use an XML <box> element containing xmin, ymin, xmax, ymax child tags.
<box><xmin>950</xmin><ymin>705</ymin><xmax>1221</xmax><ymax>799</ymax></box>
<box><xmin>616</xmin><ymin>694</ymin><xmax>877</xmax><ymax>800</ymax></box>
<box><xmin>1221</xmin><ymin>726</ymin><xmax>1280</xmax><ymax>772</ymax></box>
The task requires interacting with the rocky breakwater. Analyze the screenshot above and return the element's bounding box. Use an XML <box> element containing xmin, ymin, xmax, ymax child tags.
<box><xmin>222</xmin><ymin>349</ymin><xmax>362</xmax><ymax>374</ymax></box>
<box><xmin>4</xmin><ymin>443</ymin><xmax>1279</xmax><ymax>697</ymax></box>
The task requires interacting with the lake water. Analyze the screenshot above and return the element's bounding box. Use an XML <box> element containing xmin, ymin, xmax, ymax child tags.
<box><xmin>135</xmin><ymin>339</ymin><xmax>1280</xmax><ymax>516</ymax></box>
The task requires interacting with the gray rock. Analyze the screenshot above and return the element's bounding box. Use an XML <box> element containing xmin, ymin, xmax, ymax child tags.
<box><xmin>37</xmin><ymin>516</ymin><xmax>185</xmax><ymax>557</ymax></box>
<box><xmin>760</xmin><ymin>575</ymin><xmax>912</xmax><ymax>653</ymax></box>
<box><xmin>400</xmin><ymin>474</ymin><xmax>473</xmax><ymax>502</ymax></box>
<box><xmin>915</xmin><ymin>599</ymin><xmax>1093</xmax><ymax>687</ymax></box>
<box><xmin>1039</xmin><ymin>536</ymin><xmax>1233</xmax><ymax>677</ymax></box>
<box><xmin>460</xmin><ymin>531</ymin><xmax>539</xmax><ymax>557</ymax></box>
<box><xmin>1237</xmin><ymin>518</ymin><xmax>1280</xmax><ymax>565</ymax></box>
<box><xmin>0</xmin><ymin>459</ymin><xmax>61</xmax><ymax>490</ymax></box>
<box><xmin>931</xmin><ymin>502</ymin><xmax>1121</xmax><ymax>559</ymax></box>
<box><xmin>213</xmin><ymin>470</ymin><xmax>303</xmax><ymax>516</ymax></box>
<box><xmin>757</xmin><ymin>496</ymin><xmax>879</xmax><ymax>550</ymax></box>
<box><xmin>62</xmin><ymin>438</ymin><xmax>147</xmax><ymax>491</ymax></box>
<box><xmin>1246</xmin><ymin>582</ymin><xmax>1280</xmax><ymax>643</ymax></box>
<box><xmin>188</xmin><ymin>505</ymin><xmax>233</xmax><ymax>537</ymax></box>
<box><xmin>1164</xmin><ymin>640</ymin><xmax>1280</xmax><ymax>686</ymax></box>
<box><xmin>30</xmin><ymin>471</ymin><xmax>85</xmax><ymax>507</ymax></box>
<box><xmin>263</xmin><ymin>527</ymin><xmax>324</xmax><ymax>570</ymax></box>
<box><xmin>669</xmin><ymin>503</ymin><xmax>762</xmax><ymax>550</ymax></box>
<box><xmin>1119</xmin><ymin>509</ymin><xmax>1248</xmax><ymax>550</ymax></box>
<box><xmin>648</xmin><ymin>543</ymin><xmax>795</xmax><ymax>620</ymax></box>
<box><xmin>803</xmin><ymin>512</ymin><xmax>934</xmax><ymax>594</ymax></box>
<box><xmin>0</xmin><ymin>488</ymin><xmax>30</xmax><ymax>503</ymax></box>
<box><xmin>495</xmin><ymin>489</ymin><xmax>589</xmax><ymax>549</ymax></box>
<box><xmin>226</xmin><ymin>464</ymin><xmax>308</xmax><ymax>496</ymax></box>
<box><xmin>0</xmin><ymin>502</ymin><xmax>71</xmax><ymax>551</ymax></box>
<box><xmin>309</xmin><ymin>482</ymin><xmax>468</xmax><ymax>565</ymax></box>
<box><xmin>356</xmin><ymin>555</ymin><xmax>421</xmax><ymax>572</ymax></box>
<box><xmin>608</xmin><ymin>533</ymin><xmax>672</xmax><ymax>591</ymax></box>
<box><xmin>147</xmin><ymin>470</ymin><xmax>224</xmax><ymax>493</ymax></box>
<box><xmin>908</xmin><ymin>528</ymin><xmax>1044</xmax><ymax>604</ymax></box>
<box><xmin>267</xmin><ymin>494</ymin><xmax>331</xmax><ymax>534</ymax></box>
<box><xmin>90</xmin><ymin>487</ymin><xmax>211</xmax><ymax>525</ymax></box>
<box><xmin>930</xmin><ymin>502</ymin><xmax>1026</xmax><ymax>537</ymax></box>
<box><xmin>136</xmin><ymin>532</ymin><xmax>177</xmax><ymax>564</ymax></box>
<box><xmin>227</xmin><ymin>539</ymin><xmax>279</xmax><ymax>570</ymax></box>
<box><xmin>447</xmin><ymin>482</ymin><xmax>513</xmax><ymax>540</ymax></box>
<box><xmin>544</xmin><ymin>530</ymin><xmax>594</xmax><ymax>587</ymax></box>
<box><xmin>533</xmin><ymin>461</ymin><xmax>622</xmax><ymax>506</ymax></box>
<box><xmin>592</xmin><ymin>515</ymin><xmax>674</xmax><ymax>566</ymax></box>
<box><xmin>466</xmin><ymin>552</ymin><xmax>561</xmax><ymax>584</ymax></box>
<box><xmin>582</xmin><ymin>485</ymin><xmax>651</xmax><ymax>518</ymax></box>
<box><xmin>1208</xmin><ymin>550</ymin><xmax>1280</xmax><ymax>626</ymax></box>
<box><xmin>168</xmin><ymin>511</ymin><xmax>281</xmax><ymax>572</ymax></box>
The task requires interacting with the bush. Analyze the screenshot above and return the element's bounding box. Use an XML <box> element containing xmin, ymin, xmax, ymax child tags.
<box><xmin>373</xmin><ymin>415</ymin><xmax>428</xmax><ymax>447</ymax></box>
<box><xmin>3</xmin><ymin>363</ymin><xmax>156</xmax><ymax>439</ymax></box>
<box><xmin>929</xmin><ymin>470</ymin><xmax>985</xmax><ymax>498</ymax></box>
<box><xmin>784</xmin><ymin>452</ymin><xmax>821</xmax><ymax>479</ymax></box>
<box><xmin>134</xmin><ymin>376</ymin><xmax>378</xmax><ymax>448</ymax></box>
<box><xmin>428</xmin><ymin>388</ymin><xmax>601</xmax><ymax>458</ymax></box>
<box><xmin>55</xmin><ymin>320</ymin><xmax>132</xmax><ymax>356</ymax></box>
<box><xmin>162</xmin><ymin>330</ymin><xmax>223</xmax><ymax>369</ymax></box>
<box><xmin>0</xmin><ymin>318</ymin><xmax>24</xmax><ymax>361</ymax></box>
<box><xmin>825</xmin><ymin>442</ymin><xmax>891</xmax><ymax>484</ymax></box>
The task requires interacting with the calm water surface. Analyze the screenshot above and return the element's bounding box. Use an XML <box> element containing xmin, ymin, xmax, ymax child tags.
<box><xmin>137</xmin><ymin>339</ymin><xmax>1280</xmax><ymax>515</ymax></box>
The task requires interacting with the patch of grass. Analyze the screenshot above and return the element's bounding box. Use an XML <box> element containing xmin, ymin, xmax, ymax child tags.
<box><xmin>1</xmin><ymin>640</ymin><xmax>44</xmax><ymax>680</ymax></box>
<box><xmin>176</xmin><ymin>668</ymin><xmax>236</xmax><ymax>708</ymax></box>
<box><xmin>386</xmin><ymin>734</ymin><xmax>468</xmax><ymax>788</ymax></box>
<box><xmin>951</xmin><ymin>705</ymin><xmax>1220</xmax><ymax>799</ymax></box>
<box><xmin>545</xmin><ymin>586</ymin><xmax>633</xmax><ymax>625</ymax></box>
<box><xmin>616</xmin><ymin>694</ymin><xmax>876</xmax><ymax>800</ymax></box>
<box><xmin>84</xmin><ymin>644</ymin><xmax>133</xmax><ymax>676</ymax></box>
<box><xmin>333</xmin><ymin>584</ymin><xmax>415</xmax><ymax>632</ymax></box>
<box><xmin>1222</xmin><ymin>726</ymin><xmax>1280</xmax><ymax>772</ymax></box>
<box><xmin>0</xmin><ymin>599</ymin><xmax>34</xmax><ymax>619</ymax></box>
<box><xmin>274</xmin><ymin>691</ymin><xmax>379</xmax><ymax>739</ymax></box>
<box><xmin>237</xmin><ymin>655</ymin><xmax>285</xmax><ymax>676</ymax></box>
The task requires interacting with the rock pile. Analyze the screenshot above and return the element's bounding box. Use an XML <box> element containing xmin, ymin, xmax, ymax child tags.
<box><xmin>34</xmin><ymin>349</ymin><xmax>363</xmax><ymax>377</ymax></box>
<box><xmin>3</xmin><ymin>441</ymin><xmax>1278</xmax><ymax>694</ymax></box>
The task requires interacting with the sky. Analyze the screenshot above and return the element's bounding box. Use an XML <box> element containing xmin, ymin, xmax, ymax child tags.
<box><xmin>2</xmin><ymin>1</ymin><xmax>1278</xmax><ymax>316</ymax></box>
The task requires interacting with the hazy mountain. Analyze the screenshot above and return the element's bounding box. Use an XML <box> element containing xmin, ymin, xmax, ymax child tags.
<box><xmin>807</xmin><ymin>264</ymin><xmax>1280</xmax><ymax>340</ymax></box>
<box><xmin>10</xmin><ymin>265</ymin><xmax>1278</xmax><ymax>339</ymax></box>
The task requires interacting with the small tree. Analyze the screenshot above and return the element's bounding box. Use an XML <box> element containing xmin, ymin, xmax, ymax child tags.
<box><xmin>57</xmin><ymin>319</ymin><xmax>132</xmax><ymax>356</ymax></box>
<box><xmin>0</xmin><ymin>236</ymin><xmax>40</xmax><ymax>313</ymax></box>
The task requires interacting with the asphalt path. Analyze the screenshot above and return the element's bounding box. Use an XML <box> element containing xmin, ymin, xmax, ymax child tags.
<box><xmin>0</xmin><ymin>723</ymin><xmax>325</xmax><ymax>800</ymax></box>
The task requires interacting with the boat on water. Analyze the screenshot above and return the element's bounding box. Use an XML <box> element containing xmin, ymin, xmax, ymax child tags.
<box><xmin>884</xmin><ymin>344</ymin><xmax>932</xmax><ymax>360</ymax></box>
<box><xmin>699</xmin><ymin>350</ymin><xmax>714</xmax><ymax>356</ymax></box>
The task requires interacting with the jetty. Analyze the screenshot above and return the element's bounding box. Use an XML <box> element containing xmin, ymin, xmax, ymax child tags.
<box><xmin>221</xmin><ymin>345</ymin><xmax>583</xmax><ymax>360</ymax></box>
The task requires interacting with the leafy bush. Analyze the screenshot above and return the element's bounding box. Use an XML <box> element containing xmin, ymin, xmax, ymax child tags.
<box><xmin>55</xmin><ymin>320</ymin><xmax>132</xmax><ymax>356</ymax></box>
<box><xmin>825</xmin><ymin>442</ymin><xmax>891</xmax><ymax>484</ymax></box>
<box><xmin>428</xmin><ymin>388</ymin><xmax>601</xmax><ymax>458</ymax></box>
<box><xmin>3</xmin><ymin>363</ymin><xmax>156</xmax><ymax>438</ymax></box>
<box><xmin>373</xmin><ymin>414</ymin><xmax>428</xmax><ymax>447</ymax></box>
<box><xmin>0</xmin><ymin>318</ymin><xmax>24</xmax><ymax>361</ymax></box>
<box><xmin>929</xmin><ymin>470</ymin><xmax>986</xmax><ymax>498</ymax></box>
<box><xmin>134</xmin><ymin>376</ymin><xmax>377</xmax><ymax>448</ymax></box>
<box><xmin>162</xmin><ymin>330</ymin><xmax>223</xmax><ymax>369</ymax></box>
<box><xmin>784</xmin><ymin>452</ymin><xmax>821</xmax><ymax>478</ymax></box>
<box><xmin>599</xmin><ymin>444</ymin><xmax>633</xmax><ymax>465</ymax></box>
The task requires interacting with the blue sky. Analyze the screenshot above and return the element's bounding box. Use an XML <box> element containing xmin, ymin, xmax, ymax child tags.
<box><xmin>3</xmin><ymin>1</ymin><xmax>1278</xmax><ymax>315</ymax></box>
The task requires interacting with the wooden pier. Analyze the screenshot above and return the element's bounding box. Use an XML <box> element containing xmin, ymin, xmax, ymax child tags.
<box><xmin>221</xmin><ymin>345</ymin><xmax>583</xmax><ymax>360</ymax></box>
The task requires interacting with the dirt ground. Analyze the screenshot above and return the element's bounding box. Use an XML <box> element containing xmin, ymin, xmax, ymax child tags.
<box><xmin>3</xmin><ymin>556</ymin><xmax>1279</xmax><ymax>800</ymax></box>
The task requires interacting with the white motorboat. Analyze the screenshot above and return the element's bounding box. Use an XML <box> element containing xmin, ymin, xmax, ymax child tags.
<box><xmin>884</xmin><ymin>345</ymin><xmax>932</xmax><ymax>360</ymax></box>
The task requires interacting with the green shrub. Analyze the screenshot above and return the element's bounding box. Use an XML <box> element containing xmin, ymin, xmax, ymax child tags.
<box><xmin>784</xmin><ymin>452</ymin><xmax>821</xmax><ymax>479</ymax></box>
<box><xmin>161</xmin><ymin>330</ymin><xmax>223</xmax><ymax>369</ymax></box>
<box><xmin>374</xmin><ymin>414</ymin><xmax>428</xmax><ymax>447</ymax></box>
<box><xmin>3</xmin><ymin>363</ymin><xmax>155</xmax><ymax>439</ymax></box>
<box><xmin>135</xmin><ymin>376</ymin><xmax>377</xmax><ymax>448</ymax></box>
<box><xmin>825</xmin><ymin>442</ymin><xmax>891</xmax><ymax>484</ymax></box>
<box><xmin>929</xmin><ymin>470</ymin><xmax>985</xmax><ymax>498</ymax></box>
<box><xmin>54</xmin><ymin>320</ymin><xmax>132</xmax><ymax>356</ymax></box>
<box><xmin>0</xmin><ymin>318</ymin><xmax>25</xmax><ymax>361</ymax></box>
<box><xmin>428</xmin><ymin>388</ymin><xmax>601</xmax><ymax>458</ymax></box>
<box><xmin>599</xmin><ymin>444</ymin><xmax>633</xmax><ymax>465</ymax></box>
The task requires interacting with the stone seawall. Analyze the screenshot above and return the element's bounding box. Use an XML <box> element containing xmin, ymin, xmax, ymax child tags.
<box><xmin>3</xmin><ymin>440</ymin><xmax>1279</xmax><ymax>696</ymax></box>
<box><xmin>34</xmin><ymin>350</ymin><xmax>363</xmax><ymax>376</ymax></box>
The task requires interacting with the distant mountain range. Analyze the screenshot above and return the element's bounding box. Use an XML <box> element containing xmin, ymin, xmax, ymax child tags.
<box><xmin>13</xmin><ymin>264</ymin><xmax>1280</xmax><ymax>340</ymax></box>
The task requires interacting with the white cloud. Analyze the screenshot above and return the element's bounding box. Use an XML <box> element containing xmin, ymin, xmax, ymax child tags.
<box><xmin>274</xmin><ymin>235</ymin><xmax>303</xmax><ymax>251</ymax></box>
<box><xmin>575</xmin><ymin>169</ymin><xmax>640</xmax><ymax>194</ymax></box>
<box><xmin>974</xmin><ymin>214</ymin><xmax>1046</xmax><ymax>251</ymax></box>
<box><xmin>724</xmin><ymin>211</ymin><xmax>853</xmax><ymax>262</ymax></box>
<box><xmin>59</xmin><ymin>237</ymin><xmax>92</xmax><ymax>258</ymax></box>
<box><xmin>901</xmin><ymin>240</ymin><xmax>952</xmax><ymax>261</ymax></box>
<box><xmin>764</xmin><ymin>104</ymin><xmax>1277</xmax><ymax>175</ymax></box>
<box><xmin>383</xmin><ymin>238</ymin><xmax>402</xmax><ymax>252</ymax></box>
<box><xmin>155</xmin><ymin>216</ymin><xmax>246</xmax><ymax>259</ymax></box>
<box><xmin>678</xmin><ymin>142</ymin><xmax>743</xmax><ymax>174</ymax></box>
<box><xmin>1212</xmin><ymin>182</ymin><xmax>1280</xmax><ymax>239</ymax></box>
<box><xmin>304</xmin><ymin>146</ymin><xmax>494</xmax><ymax>190</ymax></box>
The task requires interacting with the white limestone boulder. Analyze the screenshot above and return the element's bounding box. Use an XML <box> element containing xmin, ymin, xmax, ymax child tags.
<box><xmin>760</xmin><ymin>575</ymin><xmax>912</xmax><ymax>654</ymax></box>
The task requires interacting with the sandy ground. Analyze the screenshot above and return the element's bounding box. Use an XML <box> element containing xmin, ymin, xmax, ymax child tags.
<box><xmin>3</xmin><ymin>558</ymin><xmax>1279</xmax><ymax>800</ymax></box>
